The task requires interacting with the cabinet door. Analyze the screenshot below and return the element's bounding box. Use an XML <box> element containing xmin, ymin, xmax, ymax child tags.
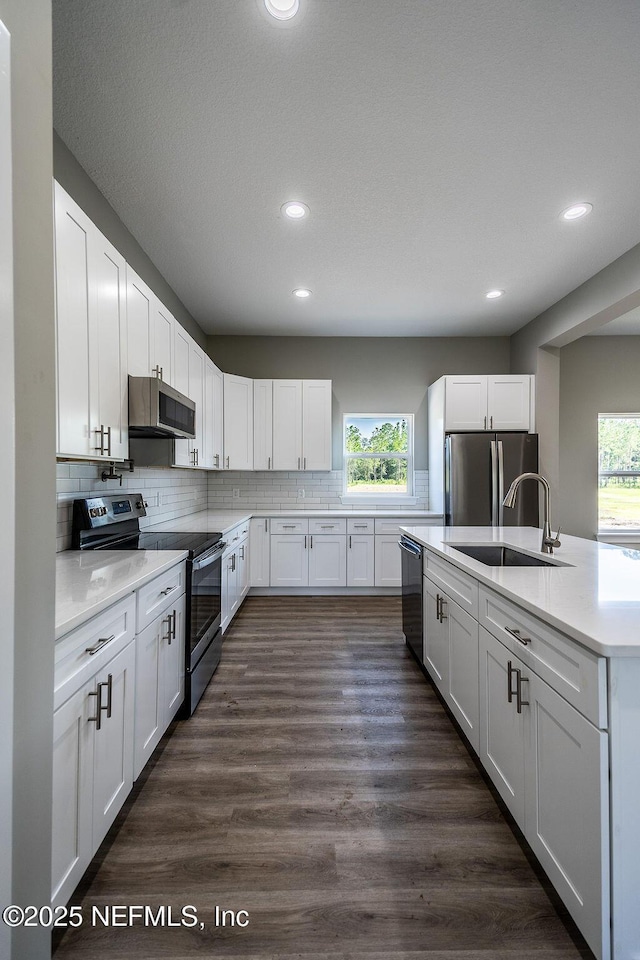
<box><xmin>163</xmin><ymin>593</ymin><xmax>186</xmax><ymax>723</ymax></box>
<box><xmin>524</xmin><ymin>673</ymin><xmax>609</xmax><ymax>960</ymax></box>
<box><xmin>133</xmin><ymin>615</ymin><xmax>164</xmax><ymax>779</ymax></box>
<box><xmin>270</xmin><ymin>535</ymin><xmax>308</xmax><ymax>587</ymax></box>
<box><xmin>250</xmin><ymin>518</ymin><xmax>271</xmax><ymax>587</ymax></box>
<box><xmin>253</xmin><ymin>379</ymin><xmax>273</xmax><ymax>470</ymax></box>
<box><xmin>347</xmin><ymin>535</ymin><xmax>374</xmax><ymax>587</ymax></box>
<box><xmin>92</xmin><ymin>640</ymin><xmax>135</xmax><ymax>847</ymax></box>
<box><xmin>221</xmin><ymin>550</ymin><xmax>237</xmax><ymax>633</ymax></box>
<box><xmin>478</xmin><ymin>627</ymin><xmax>526</xmax><ymax>829</ymax></box>
<box><xmin>308</xmin><ymin>534</ymin><xmax>346</xmax><ymax>587</ymax></box>
<box><xmin>302</xmin><ymin>380</ymin><xmax>332</xmax><ymax>470</ymax></box>
<box><xmin>374</xmin><ymin>535</ymin><xmax>402</xmax><ymax>586</ymax></box>
<box><xmin>487</xmin><ymin>376</ymin><xmax>531</xmax><ymax>431</ymax></box>
<box><xmin>237</xmin><ymin>539</ymin><xmax>250</xmax><ymax>602</ymax></box>
<box><xmin>272</xmin><ymin>380</ymin><xmax>302</xmax><ymax>469</ymax></box>
<box><xmin>223</xmin><ymin>373</ymin><xmax>254</xmax><ymax>470</ymax></box>
<box><xmin>203</xmin><ymin>358</ymin><xmax>224</xmax><ymax>469</ymax></box>
<box><xmin>444</xmin><ymin>376</ymin><xmax>488</xmax><ymax>431</ymax></box>
<box><xmin>125</xmin><ymin>266</ymin><xmax>154</xmax><ymax>379</ymax></box>
<box><xmin>51</xmin><ymin>684</ymin><xmax>94</xmax><ymax>906</ymax></box>
<box><xmin>189</xmin><ymin>342</ymin><xmax>205</xmax><ymax>467</ymax></box>
<box><xmin>445</xmin><ymin>597</ymin><xmax>480</xmax><ymax>753</ymax></box>
<box><xmin>423</xmin><ymin>578</ymin><xmax>448</xmax><ymax>692</ymax></box>
<box><xmin>91</xmin><ymin>231</ymin><xmax>128</xmax><ymax>460</ymax></box>
<box><xmin>153</xmin><ymin>302</ymin><xmax>174</xmax><ymax>384</ymax></box>
<box><xmin>54</xmin><ymin>182</ymin><xmax>92</xmax><ymax>457</ymax></box>
<box><xmin>172</xmin><ymin>325</ymin><xmax>192</xmax><ymax>466</ymax></box>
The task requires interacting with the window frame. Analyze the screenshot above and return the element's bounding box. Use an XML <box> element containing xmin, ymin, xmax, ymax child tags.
<box><xmin>342</xmin><ymin>413</ymin><xmax>415</xmax><ymax>502</ymax></box>
<box><xmin>597</xmin><ymin>412</ymin><xmax>640</xmax><ymax>536</ymax></box>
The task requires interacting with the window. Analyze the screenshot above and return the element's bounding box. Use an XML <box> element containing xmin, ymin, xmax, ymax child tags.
<box><xmin>598</xmin><ymin>414</ymin><xmax>640</xmax><ymax>530</ymax></box>
<box><xmin>343</xmin><ymin>415</ymin><xmax>413</xmax><ymax>497</ymax></box>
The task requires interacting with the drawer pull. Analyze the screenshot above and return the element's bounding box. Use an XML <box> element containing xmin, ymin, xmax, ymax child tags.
<box><xmin>436</xmin><ymin>594</ymin><xmax>448</xmax><ymax>622</ymax></box>
<box><xmin>85</xmin><ymin>634</ymin><xmax>115</xmax><ymax>656</ymax></box>
<box><xmin>320</xmin><ymin>524</ymin><xmax>334</xmax><ymax>529</ymax></box>
<box><xmin>353</xmin><ymin>524</ymin><xmax>368</xmax><ymax>528</ymax></box>
<box><xmin>507</xmin><ymin>660</ymin><xmax>517</xmax><ymax>703</ymax></box>
<box><xmin>516</xmin><ymin>672</ymin><xmax>529</xmax><ymax>714</ymax></box>
<box><xmin>283</xmin><ymin>524</ymin><xmax>297</xmax><ymax>529</ymax></box>
<box><xmin>505</xmin><ymin>626</ymin><xmax>531</xmax><ymax>646</ymax></box>
<box><xmin>160</xmin><ymin>585</ymin><xmax>177</xmax><ymax>596</ymax></box>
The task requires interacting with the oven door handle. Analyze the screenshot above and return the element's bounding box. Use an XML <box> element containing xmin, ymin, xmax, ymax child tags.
<box><xmin>192</xmin><ymin>543</ymin><xmax>226</xmax><ymax>571</ymax></box>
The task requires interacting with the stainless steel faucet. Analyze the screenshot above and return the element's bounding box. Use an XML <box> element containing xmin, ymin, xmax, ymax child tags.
<box><xmin>502</xmin><ymin>472</ymin><xmax>561</xmax><ymax>554</ymax></box>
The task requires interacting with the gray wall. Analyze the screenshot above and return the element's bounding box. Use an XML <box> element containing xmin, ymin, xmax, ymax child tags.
<box><xmin>208</xmin><ymin>335</ymin><xmax>511</xmax><ymax>469</ymax></box>
<box><xmin>559</xmin><ymin>336</ymin><xmax>640</xmax><ymax>541</ymax></box>
<box><xmin>511</xmin><ymin>238</ymin><xmax>640</xmax><ymax>519</ymax></box>
<box><xmin>53</xmin><ymin>131</ymin><xmax>207</xmax><ymax>350</ymax></box>
<box><xmin>0</xmin><ymin>0</ymin><xmax>55</xmax><ymax>958</ymax></box>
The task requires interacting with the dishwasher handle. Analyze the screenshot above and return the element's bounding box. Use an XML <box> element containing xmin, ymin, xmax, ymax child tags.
<box><xmin>398</xmin><ymin>537</ymin><xmax>422</xmax><ymax>558</ymax></box>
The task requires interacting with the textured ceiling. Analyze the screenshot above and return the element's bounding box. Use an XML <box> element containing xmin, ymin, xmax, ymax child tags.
<box><xmin>52</xmin><ymin>0</ymin><xmax>640</xmax><ymax>337</ymax></box>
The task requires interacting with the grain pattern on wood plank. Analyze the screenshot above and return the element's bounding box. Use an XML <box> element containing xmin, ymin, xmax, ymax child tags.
<box><xmin>54</xmin><ymin>596</ymin><xmax>591</xmax><ymax>960</ymax></box>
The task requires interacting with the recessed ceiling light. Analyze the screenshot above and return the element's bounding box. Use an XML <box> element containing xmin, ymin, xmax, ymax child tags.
<box><xmin>561</xmin><ymin>202</ymin><xmax>593</xmax><ymax>221</ymax></box>
<box><xmin>264</xmin><ymin>0</ymin><xmax>299</xmax><ymax>20</ymax></box>
<box><xmin>486</xmin><ymin>289</ymin><xmax>504</xmax><ymax>300</ymax></box>
<box><xmin>281</xmin><ymin>201</ymin><xmax>309</xmax><ymax>220</ymax></box>
<box><xmin>293</xmin><ymin>288</ymin><xmax>312</xmax><ymax>298</ymax></box>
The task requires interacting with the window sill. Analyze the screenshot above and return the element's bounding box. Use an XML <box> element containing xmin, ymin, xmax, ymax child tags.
<box><xmin>596</xmin><ymin>531</ymin><xmax>640</xmax><ymax>544</ymax></box>
<box><xmin>341</xmin><ymin>495</ymin><xmax>420</xmax><ymax>505</ymax></box>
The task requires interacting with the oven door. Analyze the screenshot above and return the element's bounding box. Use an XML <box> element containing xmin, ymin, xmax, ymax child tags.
<box><xmin>189</xmin><ymin>543</ymin><xmax>224</xmax><ymax>666</ymax></box>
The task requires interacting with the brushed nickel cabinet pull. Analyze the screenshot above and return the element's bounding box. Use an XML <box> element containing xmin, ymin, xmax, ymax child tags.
<box><xmin>163</xmin><ymin>613</ymin><xmax>173</xmax><ymax>644</ymax></box>
<box><xmin>304</xmin><ymin>535</ymin><xmax>307</xmax><ymax>548</ymax></box>
<box><xmin>505</xmin><ymin>626</ymin><xmax>531</xmax><ymax>646</ymax></box>
<box><xmin>105</xmin><ymin>426</ymin><xmax>112</xmax><ymax>458</ymax></box>
<box><xmin>484</xmin><ymin>416</ymin><xmax>487</xmax><ymax>429</ymax></box>
<box><xmin>298</xmin><ymin>457</ymin><xmax>301</xmax><ymax>469</ymax></box>
<box><xmin>215</xmin><ymin>453</ymin><xmax>220</xmax><ymax>467</ymax></box>
<box><xmin>303</xmin><ymin>457</ymin><xmax>306</xmax><ymax>469</ymax></box>
<box><xmin>94</xmin><ymin>425</ymin><xmax>105</xmax><ymax>454</ymax></box>
<box><xmin>88</xmin><ymin>689</ymin><xmax>101</xmax><ymax>729</ymax></box>
<box><xmin>268</xmin><ymin>456</ymin><xmax>271</xmax><ymax>469</ymax></box>
<box><xmin>516</xmin><ymin>671</ymin><xmax>529</xmax><ymax>714</ymax></box>
<box><xmin>104</xmin><ymin>673</ymin><xmax>113</xmax><ymax>719</ymax></box>
<box><xmin>349</xmin><ymin>535</ymin><xmax>352</xmax><ymax>548</ymax></box>
<box><xmin>490</xmin><ymin>415</ymin><xmax>493</xmax><ymax>429</ymax></box>
<box><xmin>507</xmin><ymin>660</ymin><xmax>517</xmax><ymax>704</ymax></box>
<box><xmin>85</xmin><ymin>634</ymin><xmax>115</xmax><ymax>655</ymax></box>
<box><xmin>160</xmin><ymin>585</ymin><xmax>176</xmax><ymax>596</ymax></box>
<box><xmin>226</xmin><ymin>456</ymin><xmax>230</xmax><ymax>468</ymax></box>
<box><xmin>310</xmin><ymin>535</ymin><xmax>313</xmax><ymax>548</ymax></box>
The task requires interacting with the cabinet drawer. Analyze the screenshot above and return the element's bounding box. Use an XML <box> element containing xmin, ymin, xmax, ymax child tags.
<box><xmin>309</xmin><ymin>518</ymin><xmax>346</xmax><ymax>535</ymax></box>
<box><xmin>227</xmin><ymin>521</ymin><xmax>250</xmax><ymax>543</ymax></box>
<box><xmin>424</xmin><ymin>552</ymin><xmax>479</xmax><ymax>619</ymax></box>
<box><xmin>271</xmin><ymin>518</ymin><xmax>309</xmax><ymax>535</ymax></box>
<box><xmin>136</xmin><ymin>562</ymin><xmax>186</xmax><ymax>633</ymax></box>
<box><xmin>347</xmin><ymin>517</ymin><xmax>374</xmax><ymax>534</ymax></box>
<box><xmin>479</xmin><ymin>586</ymin><xmax>607</xmax><ymax>728</ymax></box>
<box><xmin>54</xmin><ymin>594</ymin><xmax>136</xmax><ymax>710</ymax></box>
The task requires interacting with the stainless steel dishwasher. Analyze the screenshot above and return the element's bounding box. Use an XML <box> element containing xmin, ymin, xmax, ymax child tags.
<box><xmin>399</xmin><ymin>535</ymin><xmax>423</xmax><ymax>663</ymax></box>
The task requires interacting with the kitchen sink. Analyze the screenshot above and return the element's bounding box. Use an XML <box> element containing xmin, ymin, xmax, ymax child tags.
<box><xmin>448</xmin><ymin>543</ymin><xmax>569</xmax><ymax>567</ymax></box>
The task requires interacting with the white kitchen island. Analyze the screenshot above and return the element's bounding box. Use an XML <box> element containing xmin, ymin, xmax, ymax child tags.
<box><xmin>400</xmin><ymin>525</ymin><xmax>640</xmax><ymax>960</ymax></box>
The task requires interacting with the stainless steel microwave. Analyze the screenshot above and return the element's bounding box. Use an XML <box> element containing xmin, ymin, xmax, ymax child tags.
<box><xmin>128</xmin><ymin>376</ymin><xmax>196</xmax><ymax>439</ymax></box>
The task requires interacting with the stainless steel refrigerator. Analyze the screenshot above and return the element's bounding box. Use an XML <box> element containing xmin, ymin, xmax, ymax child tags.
<box><xmin>444</xmin><ymin>433</ymin><xmax>539</xmax><ymax>526</ymax></box>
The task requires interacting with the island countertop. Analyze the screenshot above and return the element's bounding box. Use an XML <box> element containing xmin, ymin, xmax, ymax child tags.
<box><xmin>400</xmin><ymin>525</ymin><xmax>640</xmax><ymax>657</ymax></box>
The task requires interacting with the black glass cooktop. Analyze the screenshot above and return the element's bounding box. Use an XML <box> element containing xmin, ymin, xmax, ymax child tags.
<box><xmin>94</xmin><ymin>530</ymin><xmax>222</xmax><ymax>559</ymax></box>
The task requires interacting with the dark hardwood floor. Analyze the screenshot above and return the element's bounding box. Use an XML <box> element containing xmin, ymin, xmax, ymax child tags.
<box><xmin>53</xmin><ymin>596</ymin><xmax>592</xmax><ymax>960</ymax></box>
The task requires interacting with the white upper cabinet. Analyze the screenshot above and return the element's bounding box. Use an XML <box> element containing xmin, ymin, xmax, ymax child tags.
<box><xmin>203</xmin><ymin>357</ymin><xmax>224</xmax><ymax>469</ymax></box>
<box><xmin>273</xmin><ymin>380</ymin><xmax>303</xmax><ymax>469</ymax></box>
<box><xmin>302</xmin><ymin>380</ymin><xmax>332</xmax><ymax>469</ymax></box>
<box><xmin>126</xmin><ymin>267</ymin><xmax>175</xmax><ymax>384</ymax></box>
<box><xmin>440</xmin><ymin>375</ymin><xmax>533</xmax><ymax>432</ymax></box>
<box><xmin>223</xmin><ymin>373</ymin><xmax>254</xmax><ymax>470</ymax></box>
<box><xmin>254</xmin><ymin>379</ymin><xmax>275</xmax><ymax>470</ymax></box>
<box><xmin>172</xmin><ymin>322</ymin><xmax>190</xmax><ymax>397</ymax></box>
<box><xmin>54</xmin><ymin>182</ymin><xmax>128</xmax><ymax>460</ymax></box>
<box><xmin>256</xmin><ymin>379</ymin><xmax>332</xmax><ymax>471</ymax></box>
<box><xmin>173</xmin><ymin>332</ymin><xmax>205</xmax><ymax>468</ymax></box>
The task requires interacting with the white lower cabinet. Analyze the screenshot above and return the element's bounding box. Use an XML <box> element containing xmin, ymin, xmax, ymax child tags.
<box><xmin>134</xmin><ymin>592</ymin><xmax>186</xmax><ymax>779</ymax></box>
<box><xmin>423</xmin><ymin>575</ymin><xmax>479</xmax><ymax>752</ymax></box>
<box><xmin>250</xmin><ymin>517</ymin><xmax>271</xmax><ymax>586</ymax></box>
<box><xmin>270</xmin><ymin>534</ymin><xmax>308</xmax><ymax>587</ymax></box>
<box><xmin>374</xmin><ymin>535</ymin><xmax>402</xmax><ymax>586</ymax></box>
<box><xmin>478</xmin><ymin>625</ymin><xmax>609</xmax><ymax>958</ymax></box>
<box><xmin>347</xmin><ymin>534</ymin><xmax>374</xmax><ymax>587</ymax></box>
<box><xmin>221</xmin><ymin>529</ymin><xmax>250</xmax><ymax>632</ymax></box>
<box><xmin>52</xmin><ymin>595</ymin><xmax>137</xmax><ymax>907</ymax></box>
<box><xmin>308</xmin><ymin>534</ymin><xmax>346</xmax><ymax>587</ymax></box>
<box><xmin>53</xmin><ymin>561</ymin><xmax>187</xmax><ymax>907</ymax></box>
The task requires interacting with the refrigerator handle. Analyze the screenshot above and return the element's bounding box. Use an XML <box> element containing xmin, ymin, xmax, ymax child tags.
<box><xmin>497</xmin><ymin>440</ymin><xmax>505</xmax><ymax>526</ymax></box>
<box><xmin>490</xmin><ymin>439</ymin><xmax>498</xmax><ymax>526</ymax></box>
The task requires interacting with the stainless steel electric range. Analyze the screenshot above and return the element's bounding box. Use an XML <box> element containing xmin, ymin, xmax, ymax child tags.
<box><xmin>72</xmin><ymin>494</ymin><xmax>226</xmax><ymax>716</ymax></box>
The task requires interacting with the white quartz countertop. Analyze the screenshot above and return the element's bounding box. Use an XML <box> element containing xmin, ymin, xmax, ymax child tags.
<box><xmin>145</xmin><ymin>509</ymin><xmax>442</xmax><ymax>536</ymax></box>
<box><xmin>56</xmin><ymin>549</ymin><xmax>188</xmax><ymax>640</ymax></box>
<box><xmin>401</xmin><ymin>525</ymin><xmax>640</xmax><ymax>657</ymax></box>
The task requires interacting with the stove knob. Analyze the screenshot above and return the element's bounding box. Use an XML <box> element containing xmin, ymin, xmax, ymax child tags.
<box><xmin>136</xmin><ymin>500</ymin><xmax>146</xmax><ymax>509</ymax></box>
